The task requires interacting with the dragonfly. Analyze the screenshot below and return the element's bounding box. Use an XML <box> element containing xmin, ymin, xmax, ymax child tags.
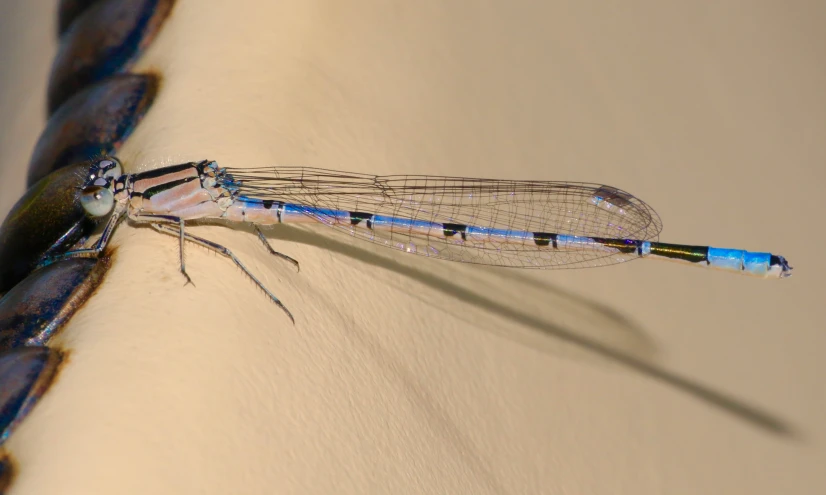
<box><xmin>61</xmin><ymin>157</ymin><xmax>792</xmax><ymax>322</ymax></box>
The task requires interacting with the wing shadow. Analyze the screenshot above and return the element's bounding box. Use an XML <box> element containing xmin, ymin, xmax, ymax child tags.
<box><xmin>223</xmin><ymin>221</ymin><xmax>796</xmax><ymax>437</ymax></box>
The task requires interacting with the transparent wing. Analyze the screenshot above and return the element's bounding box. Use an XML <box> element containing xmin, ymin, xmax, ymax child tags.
<box><xmin>222</xmin><ymin>167</ymin><xmax>663</xmax><ymax>269</ymax></box>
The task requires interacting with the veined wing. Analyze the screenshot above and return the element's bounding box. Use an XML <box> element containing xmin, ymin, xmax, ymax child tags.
<box><xmin>222</xmin><ymin>167</ymin><xmax>663</xmax><ymax>269</ymax></box>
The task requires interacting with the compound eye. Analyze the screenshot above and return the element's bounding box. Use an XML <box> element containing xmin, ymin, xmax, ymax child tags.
<box><xmin>98</xmin><ymin>157</ymin><xmax>123</xmax><ymax>180</ymax></box>
<box><xmin>80</xmin><ymin>186</ymin><xmax>115</xmax><ymax>217</ymax></box>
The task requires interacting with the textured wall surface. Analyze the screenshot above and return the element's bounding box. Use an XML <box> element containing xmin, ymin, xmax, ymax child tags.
<box><xmin>1</xmin><ymin>1</ymin><xmax>824</xmax><ymax>494</ymax></box>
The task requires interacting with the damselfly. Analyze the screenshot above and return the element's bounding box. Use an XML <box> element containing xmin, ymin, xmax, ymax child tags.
<box><xmin>62</xmin><ymin>158</ymin><xmax>792</xmax><ymax>322</ymax></box>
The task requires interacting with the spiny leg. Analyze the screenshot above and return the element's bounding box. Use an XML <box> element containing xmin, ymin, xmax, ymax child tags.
<box><xmin>254</xmin><ymin>225</ymin><xmax>300</xmax><ymax>272</ymax></box>
<box><xmin>39</xmin><ymin>202</ymin><xmax>127</xmax><ymax>266</ymax></box>
<box><xmin>151</xmin><ymin>223</ymin><xmax>295</xmax><ymax>324</ymax></box>
<box><xmin>131</xmin><ymin>214</ymin><xmax>193</xmax><ymax>286</ymax></box>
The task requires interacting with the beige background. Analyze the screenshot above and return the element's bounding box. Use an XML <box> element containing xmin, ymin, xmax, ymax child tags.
<box><xmin>1</xmin><ymin>1</ymin><xmax>824</xmax><ymax>494</ymax></box>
